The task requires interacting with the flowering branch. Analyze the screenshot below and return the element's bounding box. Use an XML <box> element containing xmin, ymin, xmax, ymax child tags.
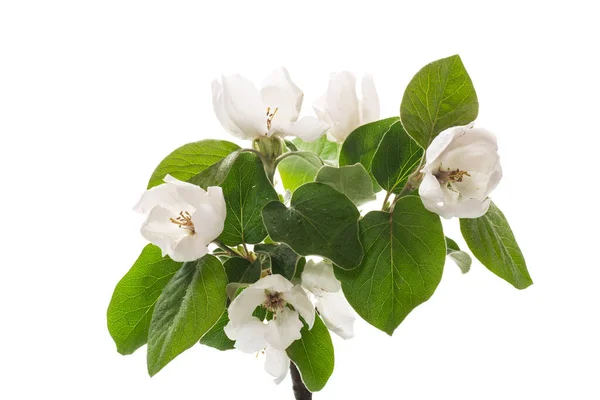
<box><xmin>107</xmin><ymin>57</ymin><xmax>532</xmax><ymax>399</ymax></box>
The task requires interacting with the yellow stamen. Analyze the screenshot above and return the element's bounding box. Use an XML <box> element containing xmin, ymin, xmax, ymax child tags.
<box><xmin>170</xmin><ymin>211</ymin><xmax>195</xmax><ymax>233</ymax></box>
<box><xmin>447</xmin><ymin>168</ymin><xmax>471</xmax><ymax>183</ymax></box>
<box><xmin>266</xmin><ymin>107</ymin><xmax>279</xmax><ymax>131</ymax></box>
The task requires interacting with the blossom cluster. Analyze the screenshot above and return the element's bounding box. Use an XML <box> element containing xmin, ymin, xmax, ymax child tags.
<box><xmin>131</xmin><ymin>66</ymin><xmax>503</xmax><ymax>383</ymax></box>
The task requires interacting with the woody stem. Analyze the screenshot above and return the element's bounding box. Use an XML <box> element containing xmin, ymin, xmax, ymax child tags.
<box><xmin>290</xmin><ymin>362</ymin><xmax>312</xmax><ymax>400</ymax></box>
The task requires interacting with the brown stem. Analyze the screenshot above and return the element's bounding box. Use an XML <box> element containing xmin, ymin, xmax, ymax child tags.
<box><xmin>290</xmin><ymin>362</ymin><xmax>312</xmax><ymax>400</ymax></box>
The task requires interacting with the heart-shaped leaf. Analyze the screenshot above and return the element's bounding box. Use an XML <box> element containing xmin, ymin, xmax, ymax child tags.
<box><xmin>262</xmin><ymin>182</ymin><xmax>363</xmax><ymax>270</ymax></box>
<box><xmin>315</xmin><ymin>164</ymin><xmax>376</xmax><ymax>206</ymax></box>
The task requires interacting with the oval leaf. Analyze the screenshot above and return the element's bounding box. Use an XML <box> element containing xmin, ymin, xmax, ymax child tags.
<box><xmin>292</xmin><ymin>136</ymin><xmax>340</xmax><ymax>162</ymax></box>
<box><xmin>199</xmin><ymin>311</ymin><xmax>235</xmax><ymax>351</ymax></box>
<box><xmin>287</xmin><ymin>315</ymin><xmax>334</xmax><ymax>392</ymax></box>
<box><xmin>262</xmin><ymin>182</ymin><xmax>363</xmax><ymax>270</ymax></box>
<box><xmin>460</xmin><ymin>202</ymin><xmax>532</xmax><ymax>289</ymax></box>
<box><xmin>254</xmin><ymin>243</ymin><xmax>302</xmax><ymax>280</ymax></box>
<box><xmin>315</xmin><ymin>164</ymin><xmax>376</xmax><ymax>206</ymax></box>
<box><xmin>107</xmin><ymin>245</ymin><xmax>183</xmax><ymax>355</ymax></box>
<box><xmin>224</xmin><ymin>257</ymin><xmax>262</xmax><ymax>284</ymax></box>
<box><xmin>400</xmin><ymin>55</ymin><xmax>478</xmax><ymax>148</ymax></box>
<box><xmin>277</xmin><ymin>152</ymin><xmax>323</xmax><ymax>192</ymax></box>
<box><xmin>219</xmin><ymin>152</ymin><xmax>279</xmax><ymax>246</ymax></box>
<box><xmin>147</xmin><ymin>140</ymin><xmax>240</xmax><ymax>189</ymax></box>
<box><xmin>336</xmin><ymin>196</ymin><xmax>446</xmax><ymax>335</ymax></box>
<box><xmin>339</xmin><ymin>117</ymin><xmax>399</xmax><ymax>191</ymax></box>
<box><xmin>371</xmin><ymin>121</ymin><xmax>423</xmax><ymax>194</ymax></box>
<box><xmin>445</xmin><ymin>237</ymin><xmax>472</xmax><ymax>274</ymax></box>
<box><xmin>187</xmin><ymin>150</ymin><xmax>241</xmax><ymax>189</ymax></box>
<box><xmin>147</xmin><ymin>255</ymin><xmax>227</xmax><ymax>376</ymax></box>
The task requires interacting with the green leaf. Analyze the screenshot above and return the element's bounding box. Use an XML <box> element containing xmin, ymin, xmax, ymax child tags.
<box><xmin>287</xmin><ymin>315</ymin><xmax>334</xmax><ymax>392</ymax></box>
<box><xmin>400</xmin><ymin>54</ymin><xmax>478</xmax><ymax>148</ymax></box>
<box><xmin>107</xmin><ymin>245</ymin><xmax>182</xmax><ymax>355</ymax></box>
<box><xmin>147</xmin><ymin>140</ymin><xmax>240</xmax><ymax>189</ymax></box>
<box><xmin>187</xmin><ymin>150</ymin><xmax>241</xmax><ymax>189</ymax></box>
<box><xmin>199</xmin><ymin>311</ymin><xmax>235</xmax><ymax>351</ymax></box>
<box><xmin>336</xmin><ymin>196</ymin><xmax>446</xmax><ymax>335</ymax></box>
<box><xmin>371</xmin><ymin>121</ymin><xmax>423</xmax><ymax>194</ymax></box>
<box><xmin>218</xmin><ymin>152</ymin><xmax>279</xmax><ymax>246</ymax></box>
<box><xmin>224</xmin><ymin>257</ymin><xmax>262</xmax><ymax>284</ymax></box>
<box><xmin>254</xmin><ymin>243</ymin><xmax>302</xmax><ymax>280</ymax></box>
<box><xmin>339</xmin><ymin>117</ymin><xmax>400</xmax><ymax>191</ymax></box>
<box><xmin>147</xmin><ymin>255</ymin><xmax>227</xmax><ymax>376</ymax></box>
<box><xmin>445</xmin><ymin>237</ymin><xmax>472</xmax><ymax>274</ymax></box>
<box><xmin>315</xmin><ymin>164</ymin><xmax>376</xmax><ymax>206</ymax></box>
<box><xmin>277</xmin><ymin>152</ymin><xmax>323</xmax><ymax>192</ymax></box>
<box><xmin>460</xmin><ymin>202</ymin><xmax>532</xmax><ymax>289</ymax></box>
<box><xmin>292</xmin><ymin>136</ymin><xmax>340</xmax><ymax>162</ymax></box>
<box><xmin>262</xmin><ymin>182</ymin><xmax>363</xmax><ymax>270</ymax></box>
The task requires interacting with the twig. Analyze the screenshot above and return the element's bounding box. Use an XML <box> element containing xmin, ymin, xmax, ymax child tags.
<box><xmin>212</xmin><ymin>239</ymin><xmax>243</xmax><ymax>259</ymax></box>
<box><xmin>290</xmin><ymin>362</ymin><xmax>312</xmax><ymax>400</ymax></box>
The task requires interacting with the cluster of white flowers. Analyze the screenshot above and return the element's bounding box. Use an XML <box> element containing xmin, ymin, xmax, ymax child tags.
<box><xmin>224</xmin><ymin>260</ymin><xmax>355</xmax><ymax>383</ymax></box>
<box><xmin>212</xmin><ymin>67</ymin><xmax>380</xmax><ymax>144</ymax></box>
<box><xmin>131</xmin><ymin>66</ymin><xmax>503</xmax><ymax>384</ymax></box>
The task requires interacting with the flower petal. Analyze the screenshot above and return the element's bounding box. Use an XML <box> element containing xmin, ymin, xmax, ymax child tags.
<box><xmin>454</xmin><ymin>197</ymin><xmax>491</xmax><ymax>219</ymax></box>
<box><xmin>264</xmin><ymin>346</ymin><xmax>290</xmax><ymax>384</ymax></box>
<box><xmin>282</xmin><ymin>285</ymin><xmax>315</xmax><ymax>329</ymax></box>
<box><xmin>261</xmin><ymin>67</ymin><xmax>303</xmax><ymax>123</ymax></box>
<box><xmin>316</xmin><ymin>291</ymin><xmax>355</xmax><ymax>340</ymax></box>
<box><xmin>212</xmin><ymin>79</ymin><xmax>245</xmax><ymax>138</ymax></box>
<box><xmin>207</xmin><ymin>186</ymin><xmax>227</xmax><ymax>221</ymax></box>
<box><xmin>423</xmin><ymin>125</ymin><xmax>465</xmax><ymax>172</ymax></box>
<box><xmin>323</xmin><ymin>71</ymin><xmax>359</xmax><ymax>142</ymax></box>
<box><xmin>281</xmin><ymin>116</ymin><xmax>329</xmax><ymax>142</ymax></box>
<box><xmin>227</xmin><ymin>287</ymin><xmax>267</xmax><ymax>325</ymax></box>
<box><xmin>140</xmin><ymin>205</ymin><xmax>188</xmax><ymax>256</ymax></box>
<box><xmin>191</xmin><ymin>202</ymin><xmax>225</xmax><ymax>244</ymax></box>
<box><xmin>133</xmin><ymin>181</ymin><xmax>182</xmax><ymax>214</ymax></box>
<box><xmin>359</xmin><ymin>74</ymin><xmax>380</xmax><ymax>124</ymax></box>
<box><xmin>225</xmin><ymin>318</ymin><xmax>268</xmax><ymax>353</ymax></box>
<box><xmin>252</xmin><ymin>274</ymin><xmax>294</xmax><ymax>292</ymax></box>
<box><xmin>301</xmin><ymin>260</ymin><xmax>341</xmax><ymax>295</ymax></box>
<box><xmin>170</xmin><ymin>234</ymin><xmax>208</xmax><ymax>262</ymax></box>
<box><xmin>221</xmin><ymin>74</ymin><xmax>266</xmax><ymax>139</ymax></box>
<box><xmin>312</xmin><ymin>93</ymin><xmax>327</xmax><ymax>121</ymax></box>
<box><xmin>265</xmin><ymin>308</ymin><xmax>303</xmax><ymax>350</ymax></box>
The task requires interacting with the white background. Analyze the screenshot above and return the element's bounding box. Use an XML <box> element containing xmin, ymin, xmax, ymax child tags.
<box><xmin>1</xmin><ymin>1</ymin><xmax>598</xmax><ymax>399</ymax></box>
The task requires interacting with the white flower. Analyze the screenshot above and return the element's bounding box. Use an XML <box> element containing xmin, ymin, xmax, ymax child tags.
<box><xmin>301</xmin><ymin>260</ymin><xmax>355</xmax><ymax>340</ymax></box>
<box><xmin>212</xmin><ymin>67</ymin><xmax>328</xmax><ymax>142</ymax></box>
<box><xmin>224</xmin><ymin>274</ymin><xmax>315</xmax><ymax>384</ymax></box>
<box><xmin>313</xmin><ymin>71</ymin><xmax>380</xmax><ymax>143</ymax></box>
<box><xmin>419</xmin><ymin>123</ymin><xmax>503</xmax><ymax>219</ymax></box>
<box><xmin>134</xmin><ymin>175</ymin><xmax>226</xmax><ymax>262</ymax></box>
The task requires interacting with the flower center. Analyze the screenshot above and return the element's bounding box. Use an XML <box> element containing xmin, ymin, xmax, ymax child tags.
<box><xmin>266</xmin><ymin>107</ymin><xmax>279</xmax><ymax>131</ymax></box>
<box><xmin>436</xmin><ymin>168</ymin><xmax>471</xmax><ymax>184</ymax></box>
<box><xmin>170</xmin><ymin>211</ymin><xmax>195</xmax><ymax>233</ymax></box>
<box><xmin>263</xmin><ymin>290</ymin><xmax>286</xmax><ymax>312</ymax></box>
